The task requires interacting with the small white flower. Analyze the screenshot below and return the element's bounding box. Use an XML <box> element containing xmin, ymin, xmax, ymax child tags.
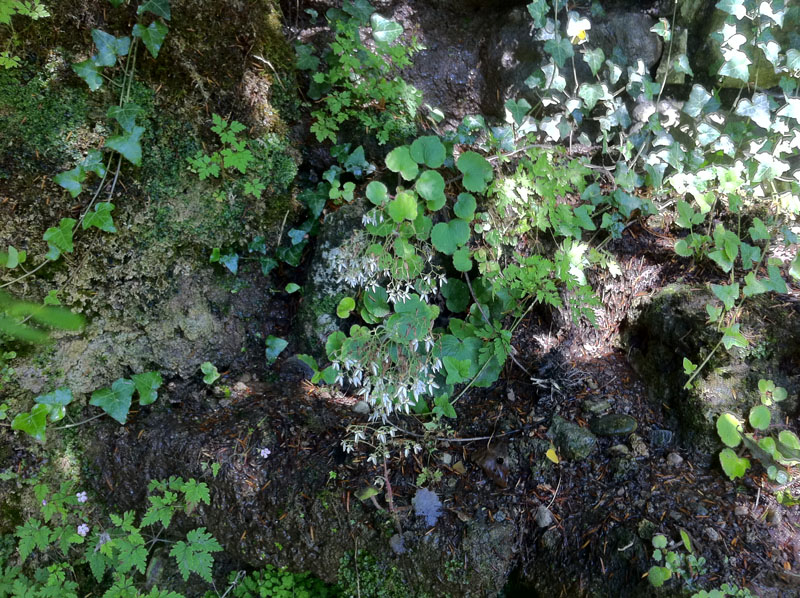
<box><xmin>77</xmin><ymin>524</ymin><xmax>90</xmax><ymax>537</ymax></box>
<box><xmin>76</xmin><ymin>491</ymin><xmax>88</xmax><ymax>504</ymax></box>
<box><xmin>260</xmin><ymin>447</ymin><xmax>272</xmax><ymax>459</ymax></box>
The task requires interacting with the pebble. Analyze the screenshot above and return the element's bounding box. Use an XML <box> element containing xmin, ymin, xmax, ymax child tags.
<box><xmin>650</xmin><ymin>428</ymin><xmax>674</xmax><ymax>448</ymax></box>
<box><xmin>495</xmin><ymin>510</ymin><xmax>506</xmax><ymax>522</ymax></box>
<box><xmin>440</xmin><ymin>453</ymin><xmax>453</xmax><ymax>465</ymax></box>
<box><xmin>696</xmin><ymin>505</ymin><xmax>708</xmax><ymax>517</ymax></box>
<box><xmin>704</xmin><ymin>527</ymin><xmax>721</xmax><ymax>543</ymax></box>
<box><xmin>389</xmin><ymin>534</ymin><xmax>406</xmax><ymax>555</ymax></box>
<box><xmin>666</xmin><ymin>452</ymin><xmax>683</xmax><ymax>466</ymax></box>
<box><xmin>535</xmin><ymin>505</ymin><xmax>554</xmax><ymax>528</ymax></box>
<box><xmin>583</xmin><ymin>399</ymin><xmax>611</xmax><ymax>415</ymax></box>
<box><xmin>353</xmin><ymin>401</ymin><xmax>370</xmax><ymax>415</ymax></box>
<box><xmin>608</xmin><ymin>444</ymin><xmax>631</xmax><ymax>457</ymax></box>
<box><xmin>734</xmin><ymin>505</ymin><xmax>749</xmax><ymax>517</ymax></box>
<box><xmin>630</xmin><ymin>434</ymin><xmax>650</xmax><ymax>459</ymax></box>
<box><xmin>590</xmin><ymin>413</ymin><xmax>638</xmax><ymax>436</ymax></box>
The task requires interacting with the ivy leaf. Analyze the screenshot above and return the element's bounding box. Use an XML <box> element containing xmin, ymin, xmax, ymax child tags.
<box><xmin>719</xmin><ymin>448</ymin><xmax>749</xmax><ymax>480</ymax></box>
<box><xmin>54</xmin><ymin>166</ymin><xmax>87</xmax><ymax>198</ymax></box>
<box><xmin>410</xmin><ymin>135</ymin><xmax>446</xmax><ymax>168</ymax></box>
<box><xmin>673</xmin><ymin>54</ymin><xmax>693</xmax><ymax>76</ymax></box>
<box><xmin>776</xmin><ymin>98</ymin><xmax>800</xmax><ymax>123</ymax></box>
<box><xmin>264</xmin><ymin>335</ymin><xmax>288</xmax><ymax>364</ymax></box>
<box><xmin>366</xmin><ymin>181</ymin><xmax>388</xmax><ymax>206</ymax></box>
<box><xmin>431</xmin><ymin>219</ymin><xmax>470</xmax><ymax>255</ymax></box>
<box><xmin>137</xmin><ymin>0</ymin><xmax>171</xmax><ymax>20</ymax></box>
<box><xmin>578</xmin><ymin>83</ymin><xmax>604</xmax><ymax>111</ymax></box>
<box><xmin>715</xmin><ymin>0</ymin><xmax>746</xmax><ymax>19</ymax></box>
<box><xmin>387</xmin><ymin>190</ymin><xmax>418</xmax><ymax>222</ymax></box>
<box><xmin>107</xmin><ymin>103</ymin><xmax>144</xmax><ymax>132</ymax></box>
<box><xmin>743</xmin><ymin>272</ymin><xmax>769</xmax><ymax>297</ymax></box>
<box><xmin>385</xmin><ymin>146</ymin><xmax>418</xmax><ymax>181</ymax></box>
<box><xmin>582</xmin><ymin>47</ymin><xmax>604</xmax><ymax>77</ymax></box>
<box><xmin>83</xmin><ymin>202</ymin><xmax>117</xmax><ymax>233</ymax></box>
<box><xmin>82</xmin><ymin>150</ymin><xmax>107</xmax><ymax>177</ymax></box>
<box><xmin>72</xmin><ymin>59</ymin><xmax>103</xmax><ymax>91</ymax></box>
<box><xmin>35</xmin><ymin>387</ymin><xmax>73</xmax><ymax>424</ymax></box>
<box><xmin>415</xmin><ymin>170</ymin><xmax>445</xmax><ymax>211</ymax></box>
<box><xmin>132</xmin><ymin>21</ymin><xmax>169</xmax><ymax>59</ymax></box>
<box><xmin>544</xmin><ymin>38</ymin><xmax>574</xmax><ymax>67</ymax></box>
<box><xmin>169</xmin><ymin>528</ymin><xmax>222</xmax><ymax>583</ymax></box>
<box><xmin>105</xmin><ymin>126</ymin><xmax>144</xmax><ymax>166</ymax></box>
<box><xmin>527</xmin><ymin>0</ymin><xmax>548</xmax><ymax>27</ymax></box>
<box><xmin>456</xmin><ymin>151</ymin><xmax>492</xmax><ymax>193</ymax></box>
<box><xmin>370</xmin><ymin>14</ymin><xmax>403</xmax><ymax>44</ymax></box>
<box><xmin>132</xmin><ymin>371</ymin><xmax>163</xmax><ymax>405</ymax></box>
<box><xmin>722</xmin><ymin>323</ymin><xmax>748</xmax><ymax>350</ymax></box>
<box><xmin>90</xmin><ymin>378</ymin><xmax>135</xmax><ymax>424</ymax></box>
<box><xmin>696</xmin><ymin>122</ymin><xmax>720</xmax><ymax>146</ymax></box>
<box><xmin>91</xmin><ymin>29</ymin><xmax>130</xmax><ymax>67</ymax></box>
<box><xmin>711</xmin><ymin>283</ymin><xmax>739</xmax><ymax>310</ymax></box>
<box><xmin>735</xmin><ymin>93</ymin><xmax>771</xmax><ymax>129</ymax></box>
<box><xmin>43</xmin><ymin>218</ymin><xmax>76</xmax><ymax>258</ymax></box>
<box><xmin>505</xmin><ymin>98</ymin><xmax>531</xmax><ymax>125</ymax></box>
<box><xmin>453</xmin><ymin>193</ymin><xmax>476</xmax><ymax>221</ymax></box>
<box><xmin>683</xmin><ymin>84</ymin><xmax>711</xmax><ymax>118</ymax></box>
<box><xmin>718</xmin><ymin>49</ymin><xmax>751</xmax><ymax>82</ymax></box>
<box><xmin>11</xmin><ymin>404</ymin><xmax>50</xmax><ymax>443</ymax></box>
<box><xmin>219</xmin><ymin>252</ymin><xmax>238</xmax><ymax>274</ymax></box>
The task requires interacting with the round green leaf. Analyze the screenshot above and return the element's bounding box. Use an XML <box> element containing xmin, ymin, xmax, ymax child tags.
<box><xmin>387</xmin><ymin>191</ymin><xmax>418</xmax><ymax>222</ymax></box>
<box><xmin>336</xmin><ymin>296</ymin><xmax>356</xmax><ymax>319</ymax></box>
<box><xmin>409</xmin><ymin>135</ymin><xmax>446</xmax><ymax>168</ymax></box>
<box><xmin>674</xmin><ymin>239</ymin><xmax>692</xmax><ymax>257</ymax></box>
<box><xmin>264</xmin><ymin>336</ymin><xmax>289</xmax><ymax>364</ymax></box>
<box><xmin>325</xmin><ymin>331</ymin><xmax>346</xmax><ymax>359</ymax></box>
<box><xmin>415</xmin><ymin>170</ymin><xmax>445</xmax><ymax>210</ymax></box>
<box><xmin>431</xmin><ymin>219</ymin><xmax>470</xmax><ymax>255</ymax></box>
<box><xmin>719</xmin><ymin>448</ymin><xmax>750</xmax><ymax>480</ymax></box>
<box><xmin>773</xmin><ymin>386</ymin><xmax>788</xmax><ymax>402</ymax></box>
<box><xmin>748</xmin><ymin>404</ymin><xmax>771</xmax><ymax>430</ymax></box>
<box><xmin>11</xmin><ymin>404</ymin><xmax>49</xmax><ymax>443</ymax></box>
<box><xmin>452</xmin><ymin>247</ymin><xmax>472</xmax><ymax>272</ymax></box>
<box><xmin>386</xmin><ymin>146</ymin><xmax>419</xmax><ymax>181</ymax></box>
<box><xmin>441</xmin><ymin>278</ymin><xmax>469</xmax><ymax>312</ymax></box>
<box><xmin>366</xmin><ymin>181</ymin><xmax>389</xmax><ymax>206</ymax></box>
<box><xmin>779</xmin><ymin>430</ymin><xmax>800</xmax><ymax>451</ymax></box>
<box><xmin>456</xmin><ymin>151</ymin><xmax>493</xmax><ymax>192</ymax></box>
<box><xmin>648</xmin><ymin>566</ymin><xmax>671</xmax><ymax>588</ymax></box>
<box><xmin>651</xmin><ymin>534</ymin><xmax>667</xmax><ymax>549</ymax></box>
<box><xmin>716</xmin><ymin>412</ymin><xmax>743</xmax><ymax>447</ymax></box>
<box><xmin>454</xmin><ymin>193</ymin><xmax>476</xmax><ymax>221</ymax></box>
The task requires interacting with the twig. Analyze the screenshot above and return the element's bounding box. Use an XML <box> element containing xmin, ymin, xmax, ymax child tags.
<box><xmin>547</xmin><ymin>474</ymin><xmax>562</xmax><ymax>509</ymax></box>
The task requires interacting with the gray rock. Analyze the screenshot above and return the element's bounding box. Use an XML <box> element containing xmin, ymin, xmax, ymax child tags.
<box><xmin>608</xmin><ymin>444</ymin><xmax>631</xmax><ymax>457</ymax></box>
<box><xmin>548</xmin><ymin>415</ymin><xmax>597</xmax><ymax>461</ymax></box>
<box><xmin>353</xmin><ymin>401</ymin><xmax>371</xmax><ymax>415</ymax></box>
<box><xmin>704</xmin><ymin>527</ymin><xmax>721</xmax><ymax>543</ymax></box>
<box><xmin>650</xmin><ymin>428</ymin><xmax>674</xmax><ymax>448</ymax></box>
<box><xmin>583</xmin><ymin>399</ymin><xmax>612</xmax><ymax>416</ymax></box>
<box><xmin>590</xmin><ymin>413</ymin><xmax>638</xmax><ymax>436</ymax></box>
<box><xmin>389</xmin><ymin>534</ymin><xmax>406</xmax><ymax>555</ymax></box>
<box><xmin>666</xmin><ymin>452</ymin><xmax>684</xmax><ymax>466</ymax></box>
<box><xmin>734</xmin><ymin>505</ymin><xmax>749</xmax><ymax>517</ymax></box>
<box><xmin>535</xmin><ymin>506</ymin><xmax>554</xmax><ymax>528</ymax></box>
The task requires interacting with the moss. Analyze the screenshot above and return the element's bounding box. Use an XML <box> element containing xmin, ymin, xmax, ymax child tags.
<box><xmin>337</xmin><ymin>551</ymin><xmax>411</xmax><ymax>598</ymax></box>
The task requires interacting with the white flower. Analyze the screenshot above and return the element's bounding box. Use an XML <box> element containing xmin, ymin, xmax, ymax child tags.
<box><xmin>77</xmin><ymin>523</ymin><xmax>90</xmax><ymax>537</ymax></box>
<box><xmin>76</xmin><ymin>491</ymin><xmax>88</xmax><ymax>504</ymax></box>
<box><xmin>260</xmin><ymin>447</ymin><xmax>272</xmax><ymax>458</ymax></box>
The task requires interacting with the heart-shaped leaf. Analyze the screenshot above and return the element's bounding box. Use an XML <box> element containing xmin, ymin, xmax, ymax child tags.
<box><xmin>107</xmin><ymin>103</ymin><xmax>144</xmax><ymax>132</ymax></box>
<box><xmin>43</xmin><ymin>218</ymin><xmax>76</xmax><ymax>258</ymax></box>
<box><xmin>132</xmin><ymin>371</ymin><xmax>163</xmax><ymax>405</ymax></box>
<box><xmin>719</xmin><ymin>448</ymin><xmax>750</xmax><ymax>480</ymax></box>
<box><xmin>90</xmin><ymin>378</ymin><xmax>135</xmax><ymax>424</ymax></box>
<box><xmin>105</xmin><ymin>126</ymin><xmax>144</xmax><ymax>165</ymax></box>
<box><xmin>410</xmin><ymin>135</ymin><xmax>445</xmax><ymax>168</ymax></box>
<box><xmin>264</xmin><ymin>336</ymin><xmax>288</xmax><ymax>364</ymax></box>
<box><xmin>453</xmin><ymin>193</ymin><xmax>476</xmax><ymax>221</ymax></box>
<box><xmin>370</xmin><ymin>14</ymin><xmax>402</xmax><ymax>44</ymax></box>
<box><xmin>386</xmin><ymin>146</ymin><xmax>418</xmax><ymax>181</ymax></box>
<box><xmin>133</xmin><ymin>21</ymin><xmax>169</xmax><ymax>59</ymax></box>
<box><xmin>54</xmin><ymin>167</ymin><xmax>87</xmax><ymax>198</ymax></box>
<box><xmin>735</xmin><ymin>93</ymin><xmax>771</xmax><ymax>129</ymax></box>
<box><xmin>83</xmin><ymin>202</ymin><xmax>117</xmax><ymax>233</ymax></box>
<box><xmin>137</xmin><ymin>0</ymin><xmax>171</xmax><ymax>19</ymax></box>
<box><xmin>749</xmin><ymin>405</ymin><xmax>771</xmax><ymax>430</ymax></box>
<box><xmin>336</xmin><ymin>297</ymin><xmax>355</xmax><ymax>319</ymax></box>
<box><xmin>456</xmin><ymin>152</ymin><xmax>492</xmax><ymax>192</ymax></box>
<box><xmin>72</xmin><ymin>59</ymin><xmax>103</xmax><ymax>91</ymax></box>
<box><xmin>415</xmin><ymin>170</ymin><xmax>445</xmax><ymax>210</ymax></box>
<box><xmin>91</xmin><ymin>29</ymin><xmax>130</xmax><ymax>67</ymax></box>
<box><xmin>387</xmin><ymin>190</ymin><xmax>417</xmax><ymax>222</ymax></box>
<box><xmin>431</xmin><ymin>219</ymin><xmax>470</xmax><ymax>255</ymax></box>
<box><xmin>12</xmin><ymin>404</ymin><xmax>50</xmax><ymax>442</ymax></box>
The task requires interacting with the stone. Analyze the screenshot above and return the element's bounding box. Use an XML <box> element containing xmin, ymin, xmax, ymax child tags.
<box><xmin>734</xmin><ymin>505</ymin><xmax>749</xmax><ymax>517</ymax></box>
<box><xmin>389</xmin><ymin>534</ymin><xmax>406</xmax><ymax>555</ymax></box>
<box><xmin>440</xmin><ymin>453</ymin><xmax>453</xmax><ymax>465</ymax></box>
<box><xmin>704</xmin><ymin>527</ymin><xmax>721</xmax><ymax>543</ymax></box>
<box><xmin>583</xmin><ymin>399</ymin><xmax>612</xmax><ymax>416</ymax></box>
<box><xmin>666</xmin><ymin>452</ymin><xmax>684</xmax><ymax>466</ymax></box>
<box><xmin>608</xmin><ymin>444</ymin><xmax>631</xmax><ymax>457</ymax></box>
<box><xmin>650</xmin><ymin>428</ymin><xmax>674</xmax><ymax>448</ymax></box>
<box><xmin>353</xmin><ymin>401</ymin><xmax>371</xmax><ymax>415</ymax></box>
<box><xmin>535</xmin><ymin>506</ymin><xmax>554</xmax><ymax>528</ymax></box>
<box><xmin>590</xmin><ymin>413</ymin><xmax>638</xmax><ymax>436</ymax></box>
<box><xmin>629</xmin><ymin>434</ymin><xmax>650</xmax><ymax>459</ymax></box>
<box><xmin>548</xmin><ymin>415</ymin><xmax>597</xmax><ymax>461</ymax></box>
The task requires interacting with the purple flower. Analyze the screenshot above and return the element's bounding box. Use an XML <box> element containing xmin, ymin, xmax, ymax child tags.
<box><xmin>259</xmin><ymin>447</ymin><xmax>271</xmax><ymax>459</ymax></box>
<box><xmin>41</xmin><ymin>499</ymin><xmax>47</xmax><ymax>506</ymax></box>
<box><xmin>77</xmin><ymin>524</ymin><xmax>89</xmax><ymax>537</ymax></box>
<box><xmin>76</xmin><ymin>491</ymin><xmax>88</xmax><ymax>503</ymax></box>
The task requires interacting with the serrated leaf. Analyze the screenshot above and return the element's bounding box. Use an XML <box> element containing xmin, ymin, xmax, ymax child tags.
<box><xmin>72</xmin><ymin>59</ymin><xmax>103</xmax><ymax>91</ymax></box>
<box><xmin>105</xmin><ymin>125</ymin><xmax>144</xmax><ymax>165</ymax></box>
<box><xmin>54</xmin><ymin>166</ymin><xmax>87</xmax><ymax>198</ymax></box>
<box><xmin>370</xmin><ymin>14</ymin><xmax>403</xmax><ymax>44</ymax></box>
<box><xmin>386</xmin><ymin>146</ymin><xmax>418</xmax><ymax>181</ymax></box>
<box><xmin>132</xmin><ymin>371</ymin><xmax>163</xmax><ymax>405</ymax></box>
<box><xmin>456</xmin><ymin>151</ymin><xmax>492</xmax><ymax>193</ymax></box>
<box><xmin>107</xmin><ymin>103</ymin><xmax>144</xmax><ymax>132</ymax></box>
<box><xmin>295</xmin><ymin>43</ymin><xmax>319</xmax><ymax>70</ymax></box>
<box><xmin>90</xmin><ymin>378</ymin><xmax>135</xmax><ymax>424</ymax></box>
<box><xmin>83</xmin><ymin>202</ymin><xmax>117</xmax><ymax>233</ymax></box>
<box><xmin>415</xmin><ymin>170</ymin><xmax>445</xmax><ymax>210</ymax></box>
<box><xmin>137</xmin><ymin>0</ymin><xmax>170</xmax><ymax>19</ymax></box>
<box><xmin>169</xmin><ymin>528</ymin><xmax>222</xmax><ymax>583</ymax></box>
<box><xmin>132</xmin><ymin>21</ymin><xmax>169</xmax><ymax>59</ymax></box>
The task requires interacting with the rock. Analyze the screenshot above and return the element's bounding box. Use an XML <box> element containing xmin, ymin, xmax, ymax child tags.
<box><xmin>705</xmin><ymin>527</ymin><xmax>721</xmax><ymax>543</ymax></box>
<box><xmin>548</xmin><ymin>415</ymin><xmax>597</xmax><ymax>461</ymax></box>
<box><xmin>590</xmin><ymin>12</ymin><xmax>663</xmax><ymax>71</ymax></box>
<box><xmin>535</xmin><ymin>505</ymin><xmax>554</xmax><ymax>528</ymax></box>
<box><xmin>629</xmin><ymin>434</ymin><xmax>650</xmax><ymax>459</ymax></box>
<box><xmin>735</xmin><ymin>505</ymin><xmax>749</xmax><ymax>517</ymax></box>
<box><xmin>666</xmin><ymin>452</ymin><xmax>684</xmax><ymax>466</ymax></box>
<box><xmin>650</xmin><ymin>428</ymin><xmax>674</xmax><ymax>448</ymax></box>
<box><xmin>389</xmin><ymin>534</ymin><xmax>406</xmax><ymax>555</ymax></box>
<box><xmin>590</xmin><ymin>413</ymin><xmax>638</xmax><ymax>436</ymax></box>
<box><xmin>608</xmin><ymin>444</ymin><xmax>631</xmax><ymax>457</ymax></box>
<box><xmin>440</xmin><ymin>453</ymin><xmax>453</xmax><ymax>465</ymax></box>
<box><xmin>583</xmin><ymin>399</ymin><xmax>612</xmax><ymax>416</ymax></box>
<box><xmin>353</xmin><ymin>401</ymin><xmax>371</xmax><ymax>415</ymax></box>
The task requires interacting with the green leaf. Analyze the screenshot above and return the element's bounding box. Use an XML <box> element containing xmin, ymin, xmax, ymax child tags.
<box><xmin>443</xmin><ymin>356</ymin><xmax>471</xmax><ymax>384</ymax></box>
<box><xmin>386</xmin><ymin>146</ymin><xmax>418</xmax><ymax>181</ymax></box>
<box><xmin>749</xmin><ymin>218</ymin><xmax>769</xmax><ymax>241</ymax></box>
<box><xmin>718</xmin><ymin>49</ymin><xmax>750</xmax><ymax>82</ymax></box>
<box><xmin>264</xmin><ymin>336</ymin><xmax>288</xmax><ymax>364</ymax></box>
<box><xmin>674</xmin><ymin>240</ymin><xmax>692</xmax><ymax>257</ymax></box>
<box><xmin>415</xmin><ymin>170</ymin><xmax>445</xmax><ymax>211</ymax></box>
<box><xmin>652</xmin><ymin>534</ymin><xmax>667</xmax><ymax>550</ymax></box>
<box><xmin>90</xmin><ymin>378</ymin><xmax>135</xmax><ymax>424</ymax></box>
<box><xmin>454</xmin><ymin>193</ymin><xmax>476</xmax><ymax>221</ymax></box>
<box><xmin>431</xmin><ymin>219</ymin><xmax>470</xmax><ymax>255</ymax></box>
<box><xmin>366</xmin><ymin>181</ymin><xmax>388</xmax><ymax>206</ymax></box>
<box><xmin>577</xmin><ymin>83</ymin><xmax>604</xmax><ymax>111</ymax></box>
<box><xmin>387</xmin><ymin>190</ymin><xmax>418</xmax><ymax>222</ymax></box>
<box><xmin>82</xmin><ymin>202</ymin><xmax>117</xmax><ymax>233</ymax></box>
<box><xmin>717</xmin><ymin>413</ymin><xmax>743</xmax><ymax>447</ymax></box>
<box><xmin>683</xmin><ymin>84</ymin><xmax>711</xmax><ymax>118</ymax></box>
<box><xmin>433</xmin><ymin>395</ymin><xmax>457</xmax><ymax>418</ymax></box>
<box><xmin>16</xmin><ymin>518</ymin><xmax>51</xmax><ymax>561</ymax></box>
<box><xmin>743</xmin><ymin>272</ymin><xmax>768</xmax><ymax>297</ymax></box>
<box><xmin>441</xmin><ymin>278</ymin><xmax>469</xmax><ymax>312</ymax></box>
<box><xmin>82</xmin><ymin>149</ymin><xmax>107</xmax><ymax>177</ymax></box>
<box><xmin>683</xmin><ymin>357</ymin><xmax>697</xmax><ymax>375</ymax></box>
<box><xmin>410</xmin><ymin>135</ymin><xmax>446</xmax><ymax>169</ymax></box>
<box><xmin>43</xmin><ymin>218</ymin><xmax>76</xmax><ymax>257</ymax></box>
<box><xmin>295</xmin><ymin>43</ymin><xmax>319</xmax><ymax>70</ymax></box>
<box><xmin>527</xmin><ymin>0</ymin><xmax>548</xmax><ymax>27</ymax></box>
<box><xmin>285</xmin><ymin>283</ymin><xmax>301</xmax><ymax>294</ymax></box>
<box><xmin>716</xmin><ymin>0</ymin><xmax>746</xmax><ymax>19</ymax></box>
<box><xmin>544</xmin><ymin>37</ymin><xmax>574</xmax><ymax>67</ymax></box>
<box><xmin>735</xmin><ymin>93</ymin><xmax>771</xmax><ymax>129</ymax></box>
<box><xmin>11</xmin><ymin>404</ymin><xmax>49</xmax><ymax>443</ymax></box>
<box><xmin>200</xmin><ymin>362</ymin><xmax>220</xmax><ymax>385</ymax></box>
<box><xmin>582</xmin><ymin>47</ymin><xmax>604</xmax><ymax>76</ymax></box>
<box><xmin>648</xmin><ymin>566</ymin><xmax>671</xmax><ymax>588</ymax></box>
<box><xmin>105</xmin><ymin>126</ymin><xmax>144</xmax><ymax>166</ymax></box>
<box><xmin>452</xmin><ymin>247</ymin><xmax>472</xmax><ymax>272</ymax></box>
<box><xmin>34</xmin><ymin>387</ymin><xmax>74</xmax><ymax>412</ymax></box>
<box><xmin>722</xmin><ymin>323</ymin><xmax>747</xmax><ymax>350</ymax></box>
<box><xmin>673</xmin><ymin>54</ymin><xmax>693</xmax><ymax>76</ymax></box>
<box><xmin>137</xmin><ymin>0</ymin><xmax>171</xmax><ymax>19</ymax></box>
<box><xmin>132</xmin><ymin>371</ymin><xmax>163</xmax><ymax>405</ymax></box>
<box><xmin>336</xmin><ymin>297</ymin><xmax>356</xmax><ymax>319</ymax></box>
<box><xmin>456</xmin><ymin>151</ymin><xmax>492</xmax><ymax>193</ymax></box>
<box><xmin>749</xmin><ymin>405</ymin><xmax>771</xmax><ymax>430</ymax></box>
<box><xmin>370</xmin><ymin>14</ymin><xmax>403</xmax><ymax>44</ymax></box>
<box><xmin>169</xmin><ymin>528</ymin><xmax>222</xmax><ymax>583</ymax></box>
<box><xmin>54</xmin><ymin>166</ymin><xmax>87</xmax><ymax>198</ymax></box>
<box><xmin>107</xmin><ymin>103</ymin><xmax>144</xmax><ymax>132</ymax></box>
<box><xmin>364</xmin><ymin>286</ymin><xmax>391</xmax><ymax>318</ymax></box>
<box><xmin>680</xmin><ymin>529</ymin><xmax>692</xmax><ymax>553</ymax></box>
<box><xmin>711</xmin><ymin>283</ymin><xmax>739</xmax><ymax>311</ymax></box>
<box><xmin>72</xmin><ymin>59</ymin><xmax>103</xmax><ymax>91</ymax></box>
<box><xmin>91</xmin><ymin>29</ymin><xmax>130</xmax><ymax>67</ymax></box>
<box><xmin>132</xmin><ymin>21</ymin><xmax>169</xmax><ymax>59</ymax></box>
<box><xmin>505</xmin><ymin>98</ymin><xmax>531</xmax><ymax>125</ymax></box>
<box><xmin>719</xmin><ymin>448</ymin><xmax>750</xmax><ymax>480</ymax></box>
<box><xmin>219</xmin><ymin>252</ymin><xmax>238</xmax><ymax>274</ymax></box>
